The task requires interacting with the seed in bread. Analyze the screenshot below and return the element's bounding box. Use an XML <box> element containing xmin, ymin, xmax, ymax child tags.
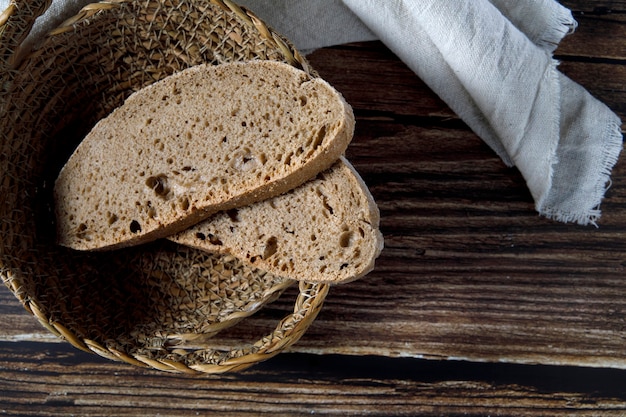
<box><xmin>170</xmin><ymin>157</ymin><xmax>383</xmax><ymax>284</ymax></box>
<box><xmin>54</xmin><ymin>61</ymin><xmax>355</xmax><ymax>250</ymax></box>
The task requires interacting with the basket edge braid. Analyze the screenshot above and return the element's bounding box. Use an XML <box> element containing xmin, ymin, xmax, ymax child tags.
<box><xmin>45</xmin><ymin>0</ymin><xmax>314</xmax><ymax>75</ymax></box>
<box><xmin>0</xmin><ymin>0</ymin><xmax>51</xmax><ymax>71</ymax></box>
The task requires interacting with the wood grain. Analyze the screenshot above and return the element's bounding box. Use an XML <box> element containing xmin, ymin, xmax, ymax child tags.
<box><xmin>2</xmin><ymin>342</ymin><xmax>626</xmax><ymax>416</ymax></box>
<box><xmin>2</xmin><ymin>0</ymin><xmax>626</xmax><ymax>415</ymax></box>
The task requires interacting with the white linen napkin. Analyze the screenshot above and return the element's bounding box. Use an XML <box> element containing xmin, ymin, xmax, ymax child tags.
<box><xmin>240</xmin><ymin>0</ymin><xmax>623</xmax><ymax>226</ymax></box>
<box><xmin>4</xmin><ymin>0</ymin><xmax>622</xmax><ymax>225</ymax></box>
<box><xmin>346</xmin><ymin>0</ymin><xmax>624</xmax><ymax>225</ymax></box>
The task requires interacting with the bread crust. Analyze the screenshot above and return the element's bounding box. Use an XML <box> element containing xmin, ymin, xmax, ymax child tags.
<box><xmin>54</xmin><ymin>61</ymin><xmax>355</xmax><ymax>250</ymax></box>
<box><xmin>170</xmin><ymin>157</ymin><xmax>384</xmax><ymax>283</ymax></box>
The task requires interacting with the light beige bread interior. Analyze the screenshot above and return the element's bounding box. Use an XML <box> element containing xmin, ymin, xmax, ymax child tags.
<box><xmin>54</xmin><ymin>60</ymin><xmax>355</xmax><ymax>251</ymax></box>
<box><xmin>170</xmin><ymin>157</ymin><xmax>383</xmax><ymax>284</ymax></box>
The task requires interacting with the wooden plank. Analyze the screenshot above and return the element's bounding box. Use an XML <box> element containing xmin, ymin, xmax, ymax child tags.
<box><xmin>564</xmin><ymin>0</ymin><xmax>626</xmax><ymax>10</ymax></box>
<box><xmin>1</xmin><ymin>341</ymin><xmax>626</xmax><ymax>416</ymax></box>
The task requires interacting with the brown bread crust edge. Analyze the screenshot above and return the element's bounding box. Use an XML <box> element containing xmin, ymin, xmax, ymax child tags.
<box><xmin>54</xmin><ymin>61</ymin><xmax>355</xmax><ymax>251</ymax></box>
<box><xmin>171</xmin><ymin>157</ymin><xmax>384</xmax><ymax>283</ymax></box>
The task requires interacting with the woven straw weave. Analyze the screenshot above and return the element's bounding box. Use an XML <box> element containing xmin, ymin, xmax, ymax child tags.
<box><xmin>0</xmin><ymin>0</ymin><xmax>329</xmax><ymax>374</ymax></box>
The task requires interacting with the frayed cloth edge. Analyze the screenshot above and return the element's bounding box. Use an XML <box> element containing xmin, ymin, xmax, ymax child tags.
<box><xmin>535</xmin><ymin>2</ymin><xmax>578</xmax><ymax>52</ymax></box>
<box><xmin>538</xmin><ymin>118</ymin><xmax>623</xmax><ymax>227</ymax></box>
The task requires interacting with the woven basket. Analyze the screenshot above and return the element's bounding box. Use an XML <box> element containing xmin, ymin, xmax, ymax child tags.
<box><xmin>0</xmin><ymin>0</ymin><xmax>330</xmax><ymax>374</ymax></box>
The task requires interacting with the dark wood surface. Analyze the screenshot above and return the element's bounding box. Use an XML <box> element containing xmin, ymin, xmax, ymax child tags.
<box><xmin>2</xmin><ymin>1</ymin><xmax>626</xmax><ymax>415</ymax></box>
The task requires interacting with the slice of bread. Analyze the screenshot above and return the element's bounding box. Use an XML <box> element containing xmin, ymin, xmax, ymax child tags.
<box><xmin>54</xmin><ymin>61</ymin><xmax>355</xmax><ymax>250</ymax></box>
<box><xmin>169</xmin><ymin>157</ymin><xmax>383</xmax><ymax>284</ymax></box>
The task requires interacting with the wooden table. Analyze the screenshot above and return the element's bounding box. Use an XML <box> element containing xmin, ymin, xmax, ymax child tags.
<box><xmin>2</xmin><ymin>1</ymin><xmax>626</xmax><ymax>415</ymax></box>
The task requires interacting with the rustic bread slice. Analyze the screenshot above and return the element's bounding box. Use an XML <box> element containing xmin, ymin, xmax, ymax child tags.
<box><xmin>169</xmin><ymin>157</ymin><xmax>383</xmax><ymax>284</ymax></box>
<box><xmin>54</xmin><ymin>61</ymin><xmax>355</xmax><ymax>250</ymax></box>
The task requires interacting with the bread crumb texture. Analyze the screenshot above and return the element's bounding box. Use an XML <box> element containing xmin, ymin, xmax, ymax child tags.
<box><xmin>171</xmin><ymin>158</ymin><xmax>383</xmax><ymax>283</ymax></box>
<box><xmin>54</xmin><ymin>61</ymin><xmax>354</xmax><ymax>250</ymax></box>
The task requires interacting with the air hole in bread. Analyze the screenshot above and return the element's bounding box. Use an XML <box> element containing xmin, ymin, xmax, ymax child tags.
<box><xmin>179</xmin><ymin>197</ymin><xmax>190</xmax><ymax>211</ymax></box>
<box><xmin>195</xmin><ymin>232</ymin><xmax>206</xmax><ymax>240</ymax></box>
<box><xmin>145</xmin><ymin>174</ymin><xmax>169</xmax><ymax>197</ymax></box>
<box><xmin>76</xmin><ymin>225</ymin><xmax>91</xmax><ymax>241</ymax></box>
<box><xmin>208</xmin><ymin>233</ymin><xmax>223</xmax><ymax>246</ymax></box>
<box><xmin>312</xmin><ymin>125</ymin><xmax>326</xmax><ymax>150</ymax></box>
<box><xmin>226</xmin><ymin>208</ymin><xmax>240</xmax><ymax>222</ymax></box>
<box><xmin>107</xmin><ymin>213</ymin><xmax>118</xmax><ymax>225</ymax></box>
<box><xmin>263</xmin><ymin>236</ymin><xmax>278</xmax><ymax>259</ymax></box>
<box><xmin>153</xmin><ymin>138</ymin><xmax>165</xmax><ymax>152</ymax></box>
<box><xmin>129</xmin><ymin>220</ymin><xmax>142</xmax><ymax>233</ymax></box>
<box><xmin>321</xmin><ymin>198</ymin><xmax>333</xmax><ymax>215</ymax></box>
<box><xmin>284</xmin><ymin>152</ymin><xmax>293</xmax><ymax>166</ymax></box>
<box><xmin>339</xmin><ymin>231</ymin><xmax>354</xmax><ymax>248</ymax></box>
<box><xmin>230</xmin><ymin>148</ymin><xmax>261</xmax><ymax>172</ymax></box>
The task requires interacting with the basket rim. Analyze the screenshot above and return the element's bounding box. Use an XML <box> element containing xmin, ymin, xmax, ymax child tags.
<box><xmin>1</xmin><ymin>0</ymin><xmax>331</xmax><ymax>375</ymax></box>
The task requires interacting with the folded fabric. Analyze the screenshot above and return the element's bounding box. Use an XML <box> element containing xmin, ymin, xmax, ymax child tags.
<box><xmin>235</xmin><ymin>0</ymin><xmax>376</xmax><ymax>53</ymax></box>
<box><xmin>4</xmin><ymin>0</ymin><xmax>622</xmax><ymax>225</ymax></box>
<box><xmin>240</xmin><ymin>0</ymin><xmax>623</xmax><ymax>226</ymax></box>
